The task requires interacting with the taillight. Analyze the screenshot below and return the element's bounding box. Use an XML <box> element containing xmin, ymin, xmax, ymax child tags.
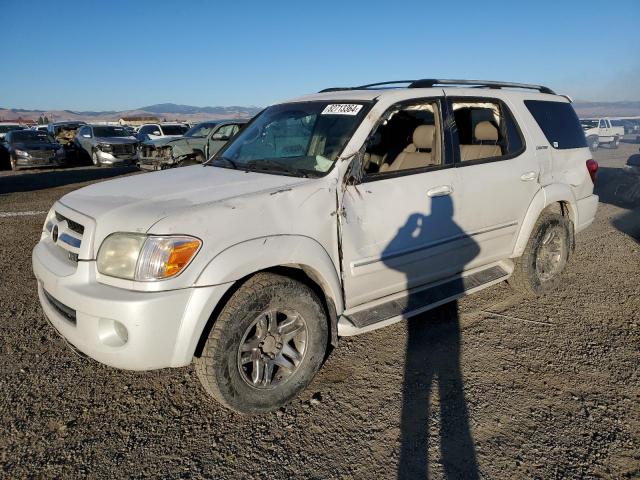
<box><xmin>586</xmin><ymin>159</ymin><xmax>598</xmax><ymax>183</ymax></box>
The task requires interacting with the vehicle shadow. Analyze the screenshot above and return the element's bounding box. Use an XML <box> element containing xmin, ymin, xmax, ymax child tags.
<box><xmin>594</xmin><ymin>165</ymin><xmax>640</xmax><ymax>242</ymax></box>
<box><xmin>382</xmin><ymin>196</ymin><xmax>480</xmax><ymax>479</ymax></box>
<box><xmin>0</xmin><ymin>166</ymin><xmax>137</xmax><ymax>195</ymax></box>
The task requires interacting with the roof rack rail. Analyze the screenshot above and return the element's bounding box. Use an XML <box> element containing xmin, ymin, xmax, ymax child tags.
<box><xmin>319</xmin><ymin>79</ymin><xmax>555</xmax><ymax>95</ymax></box>
<box><xmin>319</xmin><ymin>80</ymin><xmax>416</xmax><ymax>93</ymax></box>
<box><xmin>408</xmin><ymin>79</ymin><xmax>555</xmax><ymax>94</ymax></box>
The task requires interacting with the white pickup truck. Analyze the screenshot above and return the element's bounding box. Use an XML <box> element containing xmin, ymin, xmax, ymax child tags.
<box><xmin>580</xmin><ymin>117</ymin><xmax>624</xmax><ymax>151</ymax></box>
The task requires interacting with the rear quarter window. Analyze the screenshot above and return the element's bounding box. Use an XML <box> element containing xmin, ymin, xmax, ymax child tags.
<box><xmin>524</xmin><ymin>100</ymin><xmax>587</xmax><ymax>150</ymax></box>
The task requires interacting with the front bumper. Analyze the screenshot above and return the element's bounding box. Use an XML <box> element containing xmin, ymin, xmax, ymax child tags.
<box><xmin>137</xmin><ymin>156</ymin><xmax>177</xmax><ymax>171</ymax></box>
<box><xmin>15</xmin><ymin>153</ymin><xmax>64</xmax><ymax>168</ymax></box>
<box><xmin>32</xmin><ymin>240</ymin><xmax>231</xmax><ymax>370</ymax></box>
<box><xmin>137</xmin><ymin>159</ymin><xmax>170</xmax><ymax>171</ymax></box>
<box><xmin>96</xmin><ymin>150</ymin><xmax>137</xmax><ymax>165</ymax></box>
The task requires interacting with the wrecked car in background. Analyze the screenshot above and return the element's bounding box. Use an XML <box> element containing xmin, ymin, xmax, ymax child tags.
<box><xmin>74</xmin><ymin>125</ymin><xmax>139</xmax><ymax>167</ymax></box>
<box><xmin>135</xmin><ymin>123</ymin><xmax>189</xmax><ymax>142</ymax></box>
<box><xmin>137</xmin><ymin>119</ymin><xmax>247</xmax><ymax>170</ymax></box>
<box><xmin>0</xmin><ymin>122</ymin><xmax>24</xmax><ymax>140</ymax></box>
<box><xmin>2</xmin><ymin>129</ymin><xmax>65</xmax><ymax>170</ymax></box>
<box><xmin>47</xmin><ymin>121</ymin><xmax>86</xmax><ymax>163</ymax></box>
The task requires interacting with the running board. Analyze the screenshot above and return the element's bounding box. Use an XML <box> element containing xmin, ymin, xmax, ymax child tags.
<box><xmin>338</xmin><ymin>263</ymin><xmax>511</xmax><ymax>336</ymax></box>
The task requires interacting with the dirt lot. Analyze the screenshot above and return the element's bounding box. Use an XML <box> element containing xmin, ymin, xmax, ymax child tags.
<box><xmin>0</xmin><ymin>146</ymin><xmax>638</xmax><ymax>479</ymax></box>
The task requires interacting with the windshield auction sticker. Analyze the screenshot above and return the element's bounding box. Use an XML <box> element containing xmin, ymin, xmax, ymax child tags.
<box><xmin>321</xmin><ymin>104</ymin><xmax>363</xmax><ymax>115</ymax></box>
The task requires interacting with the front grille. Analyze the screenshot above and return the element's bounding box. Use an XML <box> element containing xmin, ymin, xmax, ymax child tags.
<box><xmin>111</xmin><ymin>144</ymin><xmax>136</xmax><ymax>155</ymax></box>
<box><xmin>55</xmin><ymin>212</ymin><xmax>84</xmax><ymax>235</ymax></box>
<box><xmin>43</xmin><ymin>289</ymin><xmax>76</xmax><ymax>325</ymax></box>
<box><xmin>30</xmin><ymin>150</ymin><xmax>55</xmax><ymax>161</ymax></box>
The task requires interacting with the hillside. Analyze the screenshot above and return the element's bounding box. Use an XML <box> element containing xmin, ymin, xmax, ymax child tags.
<box><xmin>0</xmin><ymin>103</ymin><xmax>262</xmax><ymax>124</ymax></box>
<box><xmin>1</xmin><ymin>101</ymin><xmax>639</xmax><ymax>124</ymax></box>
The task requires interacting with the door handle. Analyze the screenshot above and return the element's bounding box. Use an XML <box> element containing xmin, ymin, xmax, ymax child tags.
<box><xmin>520</xmin><ymin>171</ymin><xmax>538</xmax><ymax>182</ymax></box>
<box><xmin>427</xmin><ymin>185</ymin><xmax>453</xmax><ymax>197</ymax></box>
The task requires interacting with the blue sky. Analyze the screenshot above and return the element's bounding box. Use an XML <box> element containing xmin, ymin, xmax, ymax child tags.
<box><xmin>2</xmin><ymin>0</ymin><xmax>639</xmax><ymax>110</ymax></box>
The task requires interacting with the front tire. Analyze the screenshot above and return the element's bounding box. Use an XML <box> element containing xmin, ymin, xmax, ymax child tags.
<box><xmin>509</xmin><ymin>212</ymin><xmax>572</xmax><ymax>295</ymax></box>
<box><xmin>588</xmin><ymin>136</ymin><xmax>599</xmax><ymax>152</ymax></box>
<box><xmin>195</xmin><ymin>272</ymin><xmax>328</xmax><ymax>413</ymax></box>
<box><xmin>91</xmin><ymin>150</ymin><xmax>101</xmax><ymax>167</ymax></box>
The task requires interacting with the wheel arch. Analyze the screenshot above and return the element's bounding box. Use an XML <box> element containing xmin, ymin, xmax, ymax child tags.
<box><xmin>513</xmin><ymin>184</ymin><xmax>577</xmax><ymax>257</ymax></box>
<box><xmin>191</xmin><ymin>235</ymin><xmax>344</xmax><ymax>358</ymax></box>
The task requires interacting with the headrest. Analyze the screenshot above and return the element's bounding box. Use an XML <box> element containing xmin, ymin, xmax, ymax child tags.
<box><xmin>474</xmin><ymin>121</ymin><xmax>498</xmax><ymax>141</ymax></box>
<box><xmin>413</xmin><ymin>125</ymin><xmax>435</xmax><ymax>149</ymax></box>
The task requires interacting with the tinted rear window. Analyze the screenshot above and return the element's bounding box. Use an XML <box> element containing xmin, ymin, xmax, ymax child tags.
<box><xmin>161</xmin><ymin>125</ymin><xmax>188</xmax><ymax>136</ymax></box>
<box><xmin>524</xmin><ymin>100</ymin><xmax>587</xmax><ymax>150</ymax></box>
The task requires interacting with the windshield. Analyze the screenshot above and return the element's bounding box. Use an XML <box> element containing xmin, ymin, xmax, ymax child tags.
<box><xmin>11</xmin><ymin>130</ymin><xmax>55</xmax><ymax>143</ymax></box>
<box><xmin>161</xmin><ymin>125</ymin><xmax>189</xmax><ymax>136</ymax></box>
<box><xmin>0</xmin><ymin>125</ymin><xmax>22</xmax><ymax>134</ymax></box>
<box><xmin>93</xmin><ymin>126</ymin><xmax>131</xmax><ymax>138</ymax></box>
<box><xmin>213</xmin><ymin>101</ymin><xmax>368</xmax><ymax>176</ymax></box>
<box><xmin>580</xmin><ymin>120</ymin><xmax>598</xmax><ymax>129</ymax></box>
<box><xmin>185</xmin><ymin>123</ymin><xmax>217</xmax><ymax>138</ymax></box>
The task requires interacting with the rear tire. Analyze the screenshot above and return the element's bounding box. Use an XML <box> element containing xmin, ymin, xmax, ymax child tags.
<box><xmin>195</xmin><ymin>272</ymin><xmax>328</xmax><ymax>413</ymax></box>
<box><xmin>509</xmin><ymin>212</ymin><xmax>572</xmax><ymax>295</ymax></box>
<box><xmin>611</xmin><ymin>136</ymin><xmax>620</xmax><ymax>149</ymax></box>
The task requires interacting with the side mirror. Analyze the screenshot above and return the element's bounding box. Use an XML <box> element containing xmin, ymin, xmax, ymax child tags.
<box><xmin>152</xmin><ymin>131</ymin><xmax>161</xmax><ymax>136</ymax></box>
<box><xmin>212</xmin><ymin>134</ymin><xmax>230</xmax><ymax>141</ymax></box>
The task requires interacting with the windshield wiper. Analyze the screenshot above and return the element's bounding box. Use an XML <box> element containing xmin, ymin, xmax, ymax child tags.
<box><xmin>245</xmin><ymin>159</ymin><xmax>309</xmax><ymax>178</ymax></box>
<box><xmin>208</xmin><ymin>156</ymin><xmax>238</xmax><ymax>169</ymax></box>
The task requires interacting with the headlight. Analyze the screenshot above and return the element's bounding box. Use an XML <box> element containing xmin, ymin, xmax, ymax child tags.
<box><xmin>15</xmin><ymin>149</ymin><xmax>30</xmax><ymax>157</ymax></box>
<box><xmin>97</xmin><ymin>143</ymin><xmax>112</xmax><ymax>152</ymax></box>
<box><xmin>97</xmin><ymin>233</ymin><xmax>201</xmax><ymax>281</ymax></box>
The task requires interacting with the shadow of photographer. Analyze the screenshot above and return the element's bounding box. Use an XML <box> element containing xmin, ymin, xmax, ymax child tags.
<box><xmin>381</xmin><ymin>196</ymin><xmax>480</xmax><ymax>479</ymax></box>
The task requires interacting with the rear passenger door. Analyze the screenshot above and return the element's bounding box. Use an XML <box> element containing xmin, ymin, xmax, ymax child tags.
<box><xmin>447</xmin><ymin>97</ymin><xmax>541</xmax><ymax>265</ymax></box>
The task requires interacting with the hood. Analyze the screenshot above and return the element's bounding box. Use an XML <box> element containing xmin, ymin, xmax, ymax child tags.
<box><xmin>58</xmin><ymin>166</ymin><xmax>313</xmax><ymax>241</ymax></box>
<box><xmin>95</xmin><ymin>136</ymin><xmax>138</xmax><ymax>145</ymax></box>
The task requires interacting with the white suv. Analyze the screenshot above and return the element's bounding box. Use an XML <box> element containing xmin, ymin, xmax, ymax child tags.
<box><xmin>32</xmin><ymin>79</ymin><xmax>599</xmax><ymax>413</ymax></box>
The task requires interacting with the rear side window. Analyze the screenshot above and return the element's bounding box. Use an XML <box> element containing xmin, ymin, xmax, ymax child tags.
<box><xmin>451</xmin><ymin>99</ymin><xmax>524</xmax><ymax>162</ymax></box>
<box><xmin>524</xmin><ymin>100</ymin><xmax>587</xmax><ymax>150</ymax></box>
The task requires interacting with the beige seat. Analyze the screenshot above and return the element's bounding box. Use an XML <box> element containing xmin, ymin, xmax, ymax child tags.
<box><xmin>380</xmin><ymin>125</ymin><xmax>438</xmax><ymax>172</ymax></box>
<box><xmin>460</xmin><ymin>121</ymin><xmax>502</xmax><ymax>161</ymax></box>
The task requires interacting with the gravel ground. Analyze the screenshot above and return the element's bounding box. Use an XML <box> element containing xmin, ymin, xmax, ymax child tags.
<box><xmin>0</xmin><ymin>145</ymin><xmax>638</xmax><ymax>479</ymax></box>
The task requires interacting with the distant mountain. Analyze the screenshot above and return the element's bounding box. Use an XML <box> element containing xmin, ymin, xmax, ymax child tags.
<box><xmin>2</xmin><ymin>101</ymin><xmax>639</xmax><ymax>124</ymax></box>
<box><xmin>139</xmin><ymin>103</ymin><xmax>261</xmax><ymax>116</ymax></box>
<box><xmin>573</xmin><ymin>101</ymin><xmax>640</xmax><ymax>118</ymax></box>
<box><xmin>0</xmin><ymin>103</ymin><xmax>263</xmax><ymax>124</ymax></box>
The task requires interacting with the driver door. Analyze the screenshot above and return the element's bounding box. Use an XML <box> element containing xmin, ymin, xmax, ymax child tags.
<box><xmin>339</xmin><ymin>97</ymin><xmax>477</xmax><ymax>308</ymax></box>
<box><xmin>206</xmin><ymin>124</ymin><xmax>239</xmax><ymax>158</ymax></box>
